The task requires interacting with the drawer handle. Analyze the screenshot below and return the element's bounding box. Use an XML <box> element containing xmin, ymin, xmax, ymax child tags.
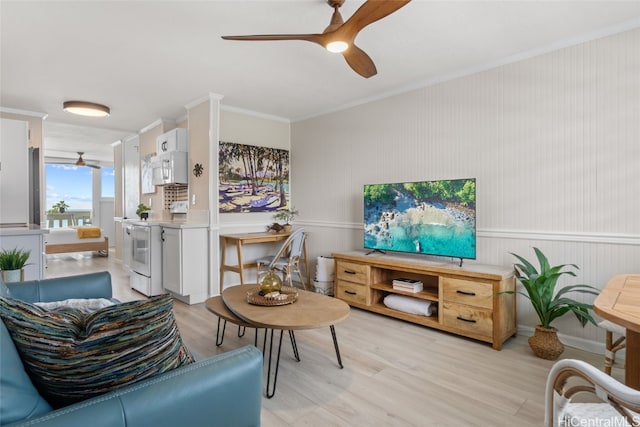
<box><xmin>343</xmin><ymin>269</ymin><xmax>357</xmax><ymax>275</ymax></box>
<box><xmin>456</xmin><ymin>290</ymin><xmax>476</xmax><ymax>296</ymax></box>
<box><xmin>344</xmin><ymin>290</ymin><xmax>357</xmax><ymax>295</ymax></box>
<box><xmin>456</xmin><ymin>316</ymin><xmax>476</xmax><ymax>324</ymax></box>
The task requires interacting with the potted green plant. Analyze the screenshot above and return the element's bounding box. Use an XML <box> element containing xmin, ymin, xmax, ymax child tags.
<box><xmin>136</xmin><ymin>203</ymin><xmax>151</xmax><ymax>220</ymax></box>
<box><xmin>52</xmin><ymin>200</ymin><xmax>70</xmax><ymax>213</ymax></box>
<box><xmin>272</xmin><ymin>207</ymin><xmax>299</xmax><ymax>232</ymax></box>
<box><xmin>0</xmin><ymin>247</ymin><xmax>31</xmax><ymax>282</ymax></box>
<box><xmin>509</xmin><ymin>247</ymin><xmax>599</xmax><ymax>360</ymax></box>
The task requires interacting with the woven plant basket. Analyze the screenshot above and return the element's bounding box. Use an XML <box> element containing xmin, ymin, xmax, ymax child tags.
<box><xmin>528</xmin><ymin>325</ymin><xmax>565</xmax><ymax>360</ymax></box>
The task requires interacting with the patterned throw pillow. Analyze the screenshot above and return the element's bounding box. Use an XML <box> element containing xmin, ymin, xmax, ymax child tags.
<box><xmin>0</xmin><ymin>294</ymin><xmax>194</xmax><ymax>408</ymax></box>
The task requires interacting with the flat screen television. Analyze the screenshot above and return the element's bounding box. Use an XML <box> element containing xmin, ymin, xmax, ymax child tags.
<box><xmin>363</xmin><ymin>178</ymin><xmax>476</xmax><ymax>263</ymax></box>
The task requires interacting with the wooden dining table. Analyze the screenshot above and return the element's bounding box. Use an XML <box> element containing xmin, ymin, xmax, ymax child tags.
<box><xmin>594</xmin><ymin>274</ymin><xmax>640</xmax><ymax>389</ymax></box>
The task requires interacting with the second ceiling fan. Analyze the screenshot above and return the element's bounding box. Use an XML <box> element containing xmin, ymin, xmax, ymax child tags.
<box><xmin>222</xmin><ymin>0</ymin><xmax>411</xmax><ymax>78</ymax></box>
<box><xmin>75</xmin><ymin>152</ymin><xmax>100</xmax><ymax>169</ymax></box>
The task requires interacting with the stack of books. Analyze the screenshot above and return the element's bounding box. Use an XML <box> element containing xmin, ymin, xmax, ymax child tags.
<box><xmin>392</xmin><ymin>278</ymin><xmax>423</xmax><ymax>293</ymax></box>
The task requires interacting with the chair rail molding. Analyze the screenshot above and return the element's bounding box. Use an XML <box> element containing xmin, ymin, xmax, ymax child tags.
<box><xmin>297</xmin><ymin>220</ymin><xmax>640</xmax><ymax>246</ymax></box>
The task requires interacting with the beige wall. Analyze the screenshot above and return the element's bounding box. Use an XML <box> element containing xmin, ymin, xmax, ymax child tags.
<box><xmin>187</xmin><ymin>102</ymin><xmax>211</xmax><ymax>212</ymax></box>
<box><xmin>220</xmin><ymin>109</ymin><xmax>289</xmax><ymax>149</ymax></box>
<box><xmin>290</xmin><ymin>28</ymin><xmax>640</xmax><ymax>350</ymax></box>
<box><xmin>218</xmin><ymin>108</ymin><xmax>290</xmax><ymax>232</ymax></box>
<box><xmin>217</xmin><ymin>108</ymin><xmax>291</xmax><ymax>287</ymax></box>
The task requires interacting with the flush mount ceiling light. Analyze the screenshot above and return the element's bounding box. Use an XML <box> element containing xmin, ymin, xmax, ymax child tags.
<box><xmin>63</xmin><ymin>101</ymin><xmax>110</xmax><ymax>118</ymax></box>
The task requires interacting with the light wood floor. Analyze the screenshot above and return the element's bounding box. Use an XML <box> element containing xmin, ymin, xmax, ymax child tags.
<box><xmin>45</xmin><ymin>251</ymin><xmax>619</xmax><ymax>426</ymax></box>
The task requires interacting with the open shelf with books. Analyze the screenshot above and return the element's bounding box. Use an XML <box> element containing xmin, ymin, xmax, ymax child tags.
<box><xmin>332</xmin><ymin>250</ymin><xmax>517</xmax><ymax>350</ymax></box>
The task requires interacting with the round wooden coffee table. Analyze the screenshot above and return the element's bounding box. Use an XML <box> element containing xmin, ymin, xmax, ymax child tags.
<box><xmin>205</xmin><ymin>296</ymin><xmax>257</xmax><ymax>346</ymax></box>
<box><xmin>222</xmin><ymin>284</ymin><xmax>350</xmax><ymax>398</ymax></box>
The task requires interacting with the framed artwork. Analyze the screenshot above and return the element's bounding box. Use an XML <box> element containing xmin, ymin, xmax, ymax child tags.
<box><xmin>219</xmin><ymin>142</ymin><xmax>289</xmax><ymax>213</ymax></box>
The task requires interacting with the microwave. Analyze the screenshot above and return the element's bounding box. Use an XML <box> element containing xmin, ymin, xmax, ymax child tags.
<box><xmin>156</xmin><ymin>128</ymin><xmax>188</xmax><ymax>153</ymax></box>
<box><xmin>151</xmin><ymin>151</ymin><xmax>188</xmax><ymax>186</ymax></box>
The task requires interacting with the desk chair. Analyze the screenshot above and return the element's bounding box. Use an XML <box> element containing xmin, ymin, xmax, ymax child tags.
<box><xmin>545</xmin><ymin>359</ymin><xmax>640</xmax><ymax>426</ymax></box>
<box><xmin>256</xmin><ymin>228</ymin><xmax>309</xmax><ymax>291</ymax></box>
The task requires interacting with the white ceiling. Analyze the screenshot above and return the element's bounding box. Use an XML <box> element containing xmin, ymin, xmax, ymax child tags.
<box><xmin>2</xmin><ymin>1</ymin><xmax>640</xmax><ymax>164</ymax></box>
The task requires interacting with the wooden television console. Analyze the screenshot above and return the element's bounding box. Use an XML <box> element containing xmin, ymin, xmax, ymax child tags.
<box><xmin>332</xmin><ymin>251</ymin><xmax>517</xmax><ymax>350</ymax></box>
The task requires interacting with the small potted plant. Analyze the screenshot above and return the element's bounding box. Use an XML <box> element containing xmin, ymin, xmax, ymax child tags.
<box><xmin>508</xmin><ymin>247</ymin><xmax>600</xmax><ymax>360</ymax></box>
<box><xmin>0</xmin><ymin>247</ymin><xmax>31</xmax><ymax>282</ymax></box>
<box><xmin>272</xmin><ymin>207</ymin><xmax>299</xmax><ymax>232</ymax></box>
<box><xmin>136</xmin><ymin>203</ymin><xmax>151</xmax><ymax>220</ymax></box>
<box><xmin>52</xmin><ymin>200</ymin><xmax>70</xmax><ymax>213</ymax></box>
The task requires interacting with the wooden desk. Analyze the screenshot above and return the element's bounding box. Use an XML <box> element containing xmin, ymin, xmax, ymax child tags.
<box><xmin>219</xmin><ymin>231</ymin><xmax>310</xmax><ymax>293</ymax></box>
<box><xmin>594</xmin><ymin>274</ymin><xmax>640</xmax><ymax>389</ymax></box>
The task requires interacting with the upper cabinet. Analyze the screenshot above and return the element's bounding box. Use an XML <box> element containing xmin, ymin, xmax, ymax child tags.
<box><xmin>156</xmin><ymin>128</ymin><xmax>188</xmax><ymax>153</ymax></box>
<box><xmin>151</xmin><ymin>129</ymin><xmax>189</xmax><ymax>186</ymax></box>
<box><xmin>0</xmin><ymin>118</ymin><xmax>29</xmax><ymax>225</ymax></box>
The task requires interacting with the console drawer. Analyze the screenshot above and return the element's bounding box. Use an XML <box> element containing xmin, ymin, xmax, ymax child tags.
<box><xmin>442</xmin><ymin>302</ymin><xmax>493</xmax><ymax>337</ymax></box>
<box><xmin>336</xmin><ymin>280</ymin><xmax>370</xmax><ymax>305</ymax></box>
<box><xmin>442</xmin><ymin>277</ymin><xmax>493</xmax><ymax>309</ymax></box>
<box><xmin>336</xmin><ymin>261</ymin><xmax>369</xmax><ymax>285</ymax></box>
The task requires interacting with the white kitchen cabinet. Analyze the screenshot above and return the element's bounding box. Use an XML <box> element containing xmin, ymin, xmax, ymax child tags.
<box><xmin>0</xmin><ymin>118</ymin><xmax>29</xmax><ymax>225</ymax></box>
<box><xmin>161</xmin><ymin>226</ymin><xmax>208</xmax><ymax>304</ymax></box>
<box><xmin>0</xmin><ymin>227</ymin><xmax>47</xmax><ymax>280</ymax></box>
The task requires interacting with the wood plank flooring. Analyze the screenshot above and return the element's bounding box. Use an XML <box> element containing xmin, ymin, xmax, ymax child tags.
<box><xmin>45</xmin><ymin>251</ymin><xmax>617</xmax><ymax>426</ymax></box>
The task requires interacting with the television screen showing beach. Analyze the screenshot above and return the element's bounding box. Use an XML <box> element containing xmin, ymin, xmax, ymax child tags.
<box><xmin>364</xmin><ymin>179</ymin><xmax>476</xmax><ymax>259</ymax></box>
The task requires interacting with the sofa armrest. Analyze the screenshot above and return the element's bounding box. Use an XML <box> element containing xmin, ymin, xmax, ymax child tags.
<box><xmin>5</xmin><ymin>346</ymin><xmax>263</xmax><ymax>427</ymax></box>
<box><xmin>6</xmin><ymin>272</ymin><xmax>112</xmax><ymax>303</ymax></box>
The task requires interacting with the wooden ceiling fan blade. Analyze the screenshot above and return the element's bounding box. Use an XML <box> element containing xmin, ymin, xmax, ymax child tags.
<box><xmin>342</xmin><ymin>44</ymin><xmax>377</xmax><ymax>78</ymax></box>
<box><xmin>222</xmin><ymin>34</ymin><xmax>325</xmax><ymax>47</ymax></box>
<box><xmin>341</xmin><ymin>0</ymin><xmax>411</xmax><ymax>39</ymax></box>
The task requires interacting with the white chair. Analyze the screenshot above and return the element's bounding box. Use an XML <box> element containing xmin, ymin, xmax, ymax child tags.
<box><xmin>545</xmin><ymin>359</ymin><xmax>640</xmax><ymax>427</ymax></box>
<box><xmin>599</xmin><ymin>320</ymin><xmax>626</xmax><ymax>375</ymax></box>
<box><xmin>256</xmin><ymin>228</ymin><xmax>309</xmax><ymax>290</ymax></box>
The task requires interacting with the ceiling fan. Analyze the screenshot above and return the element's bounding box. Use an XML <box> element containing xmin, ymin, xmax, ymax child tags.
<box><xmin>75</xmin><ymin>152</ymin><xmax>100</xmax><ymax>169</ymax></box>
<box><xmin>221</xmin><ymin>0</ymin><xmax>411</xmax><ymax>78</ymax></box>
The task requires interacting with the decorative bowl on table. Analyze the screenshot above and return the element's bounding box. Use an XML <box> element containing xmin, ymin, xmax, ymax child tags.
<box><xmin>246</xmin><ymin>286</ymin><xmax>298</xmax><ymax>306</ymax></box>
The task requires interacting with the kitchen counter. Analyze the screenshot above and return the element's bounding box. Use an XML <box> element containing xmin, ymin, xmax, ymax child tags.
<box><xmin>120</xmin><ymin>218</ymin><xmax>209</xmax><ymax>228</ymax></box>
<box><xmin>157</xmin><ymin>221</ymin><xmax>208</xmax><ymax>229</ymax></box>
<box><xmin>121</xmin><ymin>219</ymin><xmax>208</xmax><ymax>229</ymax></box>
<box><xmin>0</xmin><ymin>224</ymin><xmax>49</xmax><ymax>236</ymax></box>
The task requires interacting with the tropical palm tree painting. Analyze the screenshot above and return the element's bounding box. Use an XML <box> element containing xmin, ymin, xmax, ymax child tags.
<box><xmin>218</xmin><ymin>141</ymin><xmax>290</xmax><ymax>213</ymax></box>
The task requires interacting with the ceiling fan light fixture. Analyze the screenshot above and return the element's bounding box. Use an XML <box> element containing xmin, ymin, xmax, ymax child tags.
<box><xmin>63</xmin><ymin>101</ymin><xmax>110</xmax><ymax>118</ymax></box>
<box><xmin>326</xmin><ymin>40</ymin><xmax>348</xmax><ymax>53</ymax></box>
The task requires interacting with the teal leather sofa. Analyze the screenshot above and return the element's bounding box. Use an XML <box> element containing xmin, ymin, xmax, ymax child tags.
<box><xmin>0</xmin><ymin>272</ymin><xmax>262</xmax><ymax>427</ymax></box>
